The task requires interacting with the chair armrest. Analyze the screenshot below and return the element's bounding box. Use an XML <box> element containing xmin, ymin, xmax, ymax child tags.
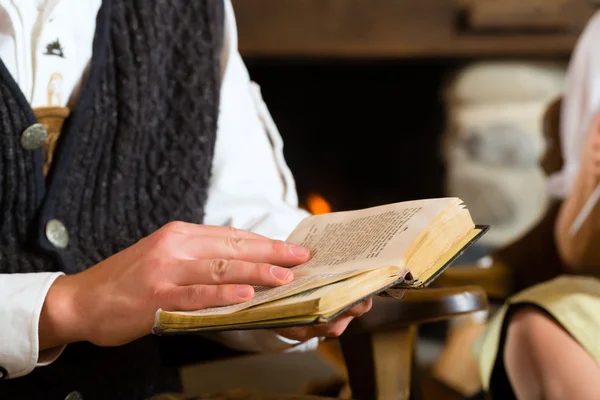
<box><xmin>346</xmin><ymin>286</ymin><xmax>488</xmax><ymax>334</ymax></box>
<box><xmin>431</xmin><ymin>262</ymin><xmax>513</xmax><ymax>299</ymax></box>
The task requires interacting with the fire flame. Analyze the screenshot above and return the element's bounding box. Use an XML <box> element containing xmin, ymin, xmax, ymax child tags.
<box><xmin>306</xmin><ymin>193</ymin><xmax>332</xmax><ymax>215</ymax></box>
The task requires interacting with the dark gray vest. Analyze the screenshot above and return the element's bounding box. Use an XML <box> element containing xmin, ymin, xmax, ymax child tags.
<box><xmin>0</xmin><ymin>0</ymin><xmax>225</xmax><ymax>398</ymax></box>
<box><xmin>0</xmin><ymin>0</ymin><xmax>223</xmax><ymax>274</ymax></box>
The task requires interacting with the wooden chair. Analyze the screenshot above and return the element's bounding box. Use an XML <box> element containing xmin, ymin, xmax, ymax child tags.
<box><xmin>329</xmin><ymin>286</ymin><xmax>488</xmax><ymax>400</ymax></box>
<box><xmin>431</xmin><ymin>258</ymin><xmax>513</xmax><ymax>300</ymax></box>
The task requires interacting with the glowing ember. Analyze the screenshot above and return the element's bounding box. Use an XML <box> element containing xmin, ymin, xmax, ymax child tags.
<box><xmin>306</xmin><ymin>193</ymin><xmax>332</xmax><ymax>215</ymax></box>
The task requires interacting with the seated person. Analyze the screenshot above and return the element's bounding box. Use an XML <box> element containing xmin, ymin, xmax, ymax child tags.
<box><xmin>477</xmin><ymin>10</ymin><xmax>600</xmax><ymax>399</ymax></box>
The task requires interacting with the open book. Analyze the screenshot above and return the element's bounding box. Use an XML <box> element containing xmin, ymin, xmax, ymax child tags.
<box><xmin>153</xmin><ymin>198</ymin><xmax>487</xmax><ymax>334</ymax></box>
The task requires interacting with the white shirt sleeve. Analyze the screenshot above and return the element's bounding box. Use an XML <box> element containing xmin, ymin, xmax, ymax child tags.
<box><xmin>548</xmin><ymin>11</ymin><xmax>600</xmax><ymax>198</ymax></box>
<box><xmin>206</xmin><ymin>0</ymin><xmax>309</xmax><ymax>238</ymax></box>
<box><xmin>0</xmin><ymin>272</ymin><xmax>65</xmax><ymax>378</ymax></box>
<box><xmin>201</xmin><ymin>0</ymin><xmax>318</xmax><ymax>353</ymax></box>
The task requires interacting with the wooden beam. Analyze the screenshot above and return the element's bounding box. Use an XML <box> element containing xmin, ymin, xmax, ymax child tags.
<box><xmin>232</xmin><ymin>0</ymin><xmax>595</xmax><ymax>58</ymax></box>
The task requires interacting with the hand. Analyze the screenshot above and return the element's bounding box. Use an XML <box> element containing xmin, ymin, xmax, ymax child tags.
<box><xmin>273</xmin><ymin>298</ymin><xmax>373</xmax><ymax>342</ymax></box>
<box><xmin>39</xmin><ymin>222</ymin><xmax>310</xmax><ymax>349</ymax></box>
<box><xmin>583</xmin><ymin>113</ymin><xmax>600</xmax><ymax>181</ymax></box>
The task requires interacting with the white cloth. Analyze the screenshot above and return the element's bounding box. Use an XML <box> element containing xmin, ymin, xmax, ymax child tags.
<box><xmin>0</xmin><ymin>0</ymin><xmax>317</xmax><ymax>379</ymax></box>
<box><xmin>548</xmin><ymin>11</ymin><xmax>600</xmax><ymax>198</ymax></box>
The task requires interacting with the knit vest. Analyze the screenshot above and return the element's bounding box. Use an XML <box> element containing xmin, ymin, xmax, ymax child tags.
<box><xmin>0</xmin><ymin>0</ymin><xmax>224</xmax><ymax>398</ymax></box>
<box><xmin>0</xmin><ymin>0</ymin><xmax>223</xmax><ymax>275</ymax></box>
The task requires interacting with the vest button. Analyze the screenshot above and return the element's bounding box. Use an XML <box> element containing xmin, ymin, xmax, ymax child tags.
<box><xmin>64</xmin><ymin>391</ymin><xmax>83</xmax><ymax>400</ymax></box>
<box><xmin>20</xmin><ymin>123</ymin><xmax>48</xmax><ymax>150</ymax></box>
<box><xmin>46</xmin><ymin>219</ymin><xmax>69</xmax><ymax>249</ymax></box>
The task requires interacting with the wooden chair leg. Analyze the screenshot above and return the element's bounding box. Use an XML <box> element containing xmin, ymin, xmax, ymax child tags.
<box><xmin>340</xmin><ymin>332</ymin><xmax>376</xmax><ymax>399</ymax></box>
<box><xmin>341</xmin><ymin>325</ymin><xmax>416</xmax><ymax>400</ymax></box>
<box><xmin>318</xmin><ymin>339</ymin><xmax>349</xmax><ymax>380</ymax></box>
<box><xmin>373</xmin><ymin>326</ymin><xmax>417</xmax><ymax>400</ymax></box>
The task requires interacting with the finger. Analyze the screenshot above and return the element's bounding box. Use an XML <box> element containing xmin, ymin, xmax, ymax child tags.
<box><xmin>311</xmin><ymin>301</ymin><xmax>373</xmax><ymax>337</ymax></box>
<box><xmin>177</xmin><ymin>236</ymin><xmax>310</xmax><ymax>266</ymax></box>
<box><xmin>161</xmin><ymin>221</ymin><xmax>267</xmax><ymax>240</ymax></box>
<box><xmin>163</xmin><ymin>284</ymin><xmax>255</xmax><ymax>311</ymax></box>
<box><xmin>274</xmin><ymin>303</ymin><xmax>370</xmax><ymax>341</ymax></box>
<box><xmin>313</xmin><ymin>315</ymin><xmax>355</xmax><ymax>338</ymax></box>
<box><xmin>170</xmin><ymin>259</ymin><xmax>294</xmax><ymax>286</ymax></box>
<box><xmin>345</xmin><ymin>298</ymin><xmax>373</xmax><ymax>317</ymax></box>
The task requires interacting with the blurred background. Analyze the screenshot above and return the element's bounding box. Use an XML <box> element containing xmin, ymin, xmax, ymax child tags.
<box><xmin>184</xmin><ymin>1</ymin><xmax>597</xmax><ymax>398</ymax></box>
<box><xmin>236</xmin><ymin>0</ymin><xmax>591</xmax><ymax>257</ymax></box>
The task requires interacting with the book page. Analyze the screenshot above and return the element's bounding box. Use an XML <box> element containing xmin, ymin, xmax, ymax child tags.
<box><xmin>288</xmin><ymin>198</ymin><xmax>461</xmax><ymax>277</ymax></box>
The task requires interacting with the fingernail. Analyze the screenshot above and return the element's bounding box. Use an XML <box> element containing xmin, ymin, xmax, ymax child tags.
<box><xmin>271</xmin><ymin>266</ymin><xmax>292</xmax><ymax>281</ymax></box>
<box><xmin>236</xmin><ymin>286</ymin><xmax>253</xmax><ymax>299</ymax></box>
<box><xmin>288</xmin><ymin>244</ymin><xmax>310</xmax><ymax>258</ymax></box>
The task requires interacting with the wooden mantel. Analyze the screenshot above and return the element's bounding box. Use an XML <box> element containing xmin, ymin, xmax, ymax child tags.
<box><xmin>232</xmin><ymin>0</ymin><xmax>596</xmax><ymax>58</ymax></box>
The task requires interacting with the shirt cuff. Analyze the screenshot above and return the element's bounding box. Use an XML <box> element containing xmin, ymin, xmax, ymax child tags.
<box><xmin>207</xmin><ymin>330</ymin><xmax>320</xmax><ymax>353</ymax></box>
<box><xmin>278</xmin><ymin>335</ymin><xmax>321</xmax><ymax>353</ymax></box>
<box><xmin>0</xmin><ymin>272</ymin><xmax>64</xmax><ymax>378</ymax></box>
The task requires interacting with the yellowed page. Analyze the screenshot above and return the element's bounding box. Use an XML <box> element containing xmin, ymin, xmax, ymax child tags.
<box><xmin>156</xmin><ymin>198</ymin><xmax>462</xmax><ymax>320</ymax></box>
<box><xmin>287</xmin><ymin>197</ymin><xmax>462</xmax><ymax>277</ymax></box>
<box><xmin>403</xmin><ymin>227</ymin><xmax>481</xmax><ymax>288</ymax></box>
<box><xmin>162</xmin><ymin>270</ymin><xmax>362</xmax><ymax>318</ymax></box>
<box><xmin>158</xmin><ymin>268</ymin><xmax>400</xmax><ymax>331</ymax></box>
<box><xmin>159</xmin><ymin>315</ymin><xmax>318</xmax><ymax>333</ymax></box>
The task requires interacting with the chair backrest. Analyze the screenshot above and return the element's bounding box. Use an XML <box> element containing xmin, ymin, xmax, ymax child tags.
<box><xmin>494</xmin><ymin>96</ymin><xmax>566</xmax><ymax>291</ymax></box>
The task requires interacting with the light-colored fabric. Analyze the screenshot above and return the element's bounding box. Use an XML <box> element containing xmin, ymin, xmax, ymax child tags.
<box><xmin>443</xmin><ymin>62</ymin><xmax>564</xmax><ymax>247</ymax></box>
<box><xmin>0</xmin><ymin>0</ymin><xmax>316</xmax><ymax>379</ymax></box>
<box><xmin>445</xmin><ymin>162</ymin><xmax>548</xmax><ymax>247</ymax></box>
<box><xmin>0</xmin><ymin>0</ymin><xmax>100</xmax><ymax>108</ymax></box>
<box><xmin>445</xmin><ymin>61</ymin><xmax>565</xmax><ymax>105</ymax></box>
<box><xmin>203</xmin><ymin>0</ymin><xmax>309</xmax><ymax>237</ymax></box>
<box><xmin>208</xmin><ymin>329</ymin><xmax>316</xmax><ymax>354</ymax></box>
<box><xmin>443</xmin><ymin>101</ymin><xmax>551</xmax><ymax>248</ymax></box>
<box><xmin>548</xmin><ymin>11</ymin><xmax>600</xmax><ymax>198</ymax></box>
<box><xmin>445</xmin><ymin>102</ymin><xmax>549</xmax><ymax>166</ymax></box>
<box><xmin>0</xmin><ymin>272</ymin><xmax>64</xmax><ymax>378</ymax></box>
<box><xmin>477</xmin><ymin>275</ymin><xmax>600</xmax><ymax>391</ymax></box>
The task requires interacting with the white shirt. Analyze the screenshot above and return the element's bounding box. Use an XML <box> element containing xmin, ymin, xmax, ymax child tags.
<box><xmin>0</xmin><ymin>0</ymin><xmax>316</xmax><ymax>379</ymax></box>
<box><xmin>548</xmin><ymin>11</ymin><xmax>600</xmax><ymax>198</ymax></box>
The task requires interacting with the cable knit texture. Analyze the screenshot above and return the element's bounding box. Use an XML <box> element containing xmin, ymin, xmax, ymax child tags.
<box><xmin>0</xmin><ymin>0</ymin><xmax>224</xmax><ymax>398</ymax></box>
<box><xmin>0</xmin><ymin>0</ymin><xmax>222</xmax><ymax>274</ymax></box>
<box><xmin>0</xmin><ymin>80</ymin><xmax>53</xmax><ymax>272</ymax></box>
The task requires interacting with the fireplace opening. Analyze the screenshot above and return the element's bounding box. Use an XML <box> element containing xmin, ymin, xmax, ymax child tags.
<box><xmin>247</xmin><ymin>58</ymin><xmax>466</xmax><ymax>212</ymax></box>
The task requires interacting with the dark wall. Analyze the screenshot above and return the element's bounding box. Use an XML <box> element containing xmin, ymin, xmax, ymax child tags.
<box><xmin>246</xmin><ymin>59</ymin><xmax>463</xmax><ymax>211</ymax></box>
